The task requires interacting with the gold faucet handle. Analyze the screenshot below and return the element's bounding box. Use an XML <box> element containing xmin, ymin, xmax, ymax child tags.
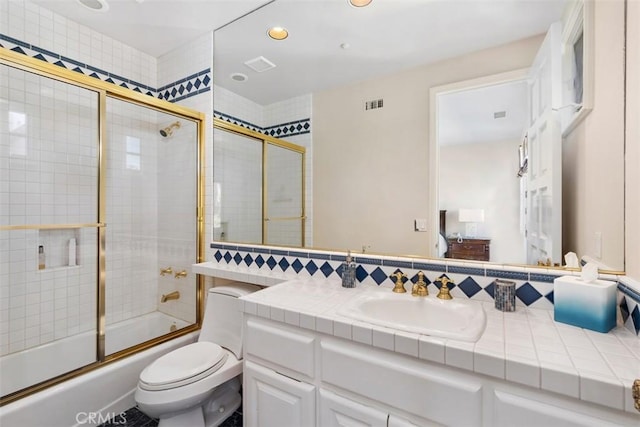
<box><xmin>437</xmin><ymin>277</ymin><xmax>454</xmax><ymax>300</ymax></box>
<box><xmin>390</xmin><ymin>272</ymin><xmax>407</xmax><ymax>293</ymax></box>
<box><xmin>160</xmin><ymin>267</ymin><xmax>173</xmax><ymax>276</ymax></box>
<box><xmin>175</xmin><ymin>270</ymin><xmax>187</xmax><ymax>279</ymax></box>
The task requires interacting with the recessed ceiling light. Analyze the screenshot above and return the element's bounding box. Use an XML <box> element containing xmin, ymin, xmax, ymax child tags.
<box><xmin>77</xmin><ymin>0</ymin><xmax>109</xmax><ymax>12</ymax></box>
<box><xmin>230</xmin><ymin>73</ymin><xmax>248</xmax><ymax>82</ymax></box>
<box><xmin>349</xmin><ymin>0</ymin><xmax>372</xmax><ymax>7</ymax></box>
<box><xmin>267</xmin><ymin>27</ymin><xmax>289</xmax><ymax>41</ymax></box>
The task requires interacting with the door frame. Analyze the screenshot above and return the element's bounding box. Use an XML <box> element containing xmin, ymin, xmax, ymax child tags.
<box><xmin>428</xmin><ymin>68</ymin><xmax>529</xmax><ymax>259</ymax></box>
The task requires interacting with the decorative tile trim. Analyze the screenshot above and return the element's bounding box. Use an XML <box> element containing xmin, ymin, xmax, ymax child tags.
<box><xmin>0</xmin><ymin>33</ymin><xmax>210</xmax><ymax>103</ymax></box>
<box><xmin>618</xmin><ymin>277</ymin><xmax>640</xmax><ymax>336</ymax></box>
<box><xmin>158</xmin><ymin>69</ymin><xmax>211</xmax><ymax>102</ymax></box>
<box><xmin>210</xmin><ymin>242</ymin><xmax>556</xmax><ymax>308</ymax></box>
<box><xmin>214</xmin><ymin>110</ymin><xmax>311</xmax><ymax>138</ymax></box>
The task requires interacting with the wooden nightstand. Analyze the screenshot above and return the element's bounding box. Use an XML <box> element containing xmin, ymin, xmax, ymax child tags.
<box><xmin>446</xmin><ymin>238</ymin><xmax>490</xmax><ymax>261</ymax></box>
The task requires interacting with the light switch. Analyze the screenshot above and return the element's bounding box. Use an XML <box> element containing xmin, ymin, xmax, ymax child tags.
<box><xmin>414</xmin><ymin>218</ymin><xmax>427</xmax><ymax>232</ymax></box>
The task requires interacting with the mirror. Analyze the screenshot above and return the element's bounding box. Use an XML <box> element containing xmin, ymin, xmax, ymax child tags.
<box><xmin>213</xmin><ymin>0</ymin><xmax>625</xmax><ymax>272</ymax></box>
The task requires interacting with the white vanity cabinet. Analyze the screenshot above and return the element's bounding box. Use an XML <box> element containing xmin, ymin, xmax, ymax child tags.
<box><xmin>242</xmin><ymin>315</ymin><xmax>638</xmax><ymax>427</ymax></box>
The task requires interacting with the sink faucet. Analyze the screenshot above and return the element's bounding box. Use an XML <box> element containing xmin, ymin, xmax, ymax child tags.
<box><xmin>412</xmin><ymin>271</ymin><xmax>428</xmax><ymax>297</ymax></box>
<box><xmin>437</xmin><ymin>277</ymin><xmax>454</xmax><ymax>300</ymax></box>
<box><xmin>390</xmin><ymin>272</ymin><xmax>407</xmax><ymax>293</ymax></box>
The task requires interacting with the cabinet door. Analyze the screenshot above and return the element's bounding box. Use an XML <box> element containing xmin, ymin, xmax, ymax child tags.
<box><xmin>319</xmin><ymin>389</ymin><xmax>388</xmax><ymax>427</ymax></box>
<box><xmin>244</xmin><ymin>361</ymin><xmax>315</xmax><ymax>427</ymax></box>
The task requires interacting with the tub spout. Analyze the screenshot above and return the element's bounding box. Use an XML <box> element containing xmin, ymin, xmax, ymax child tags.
<box><xmin>161</xmin><ymin>291</ymin><xmax>180</xmax><ymax>303</ymax></box>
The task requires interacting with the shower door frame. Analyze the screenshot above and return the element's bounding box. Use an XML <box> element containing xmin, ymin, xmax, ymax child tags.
<box><xmin>0</xmin><ymin>47</ymin><xmax>207</xmax><ymax>406</ymax></box>
<box><xmin>213</xmin><ymin>119</ymin><xmax>307</xmax><ymax>247</ymax></box>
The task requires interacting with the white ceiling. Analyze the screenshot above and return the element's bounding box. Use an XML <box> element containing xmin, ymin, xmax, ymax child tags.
<box><xmin>439</xmin><ymin>80</ymin><xmax>529</xmax><ymax>146</ymax></box>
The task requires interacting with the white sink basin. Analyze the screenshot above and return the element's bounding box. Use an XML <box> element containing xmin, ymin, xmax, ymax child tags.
<box><xmin>337</xmin><ymin>292</ymin><xmax>486</xmax><ymax>342</ymax></box>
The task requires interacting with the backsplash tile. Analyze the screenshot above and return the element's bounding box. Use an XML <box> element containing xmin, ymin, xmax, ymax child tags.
<box><xmin>210</xmin><ymin>242</ymin><xmax>565</xmax><ymax>311</ymax></box>
<box><xmin>208</xmin><ymin>242</ymin><xmax>638</xmax><ymax>338</ymax></box>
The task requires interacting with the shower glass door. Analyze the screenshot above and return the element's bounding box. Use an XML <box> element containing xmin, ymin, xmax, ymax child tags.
<box><xmin>0</xmin><ymin>64</ymin><xmax>100</xmax><ymax>395</ymax></box>
<box><xmin>264</xmin><ymin>143</ymin><xmax>304</xmax><ymax>246</ymax></box>
<box><xmin>104</xmin><ymin>97</ymin><xmax>198</xmax><ymax>356</ymax></box>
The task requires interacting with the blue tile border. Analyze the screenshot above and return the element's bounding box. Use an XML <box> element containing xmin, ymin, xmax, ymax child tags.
<box><xmin>214</xmin><ymin>110</ymin><xmax>311</xmax><ymax>138</ymax></box>
<box><xmin>208</xmin><ymin>243</ymin><xmax>573</xmax><ymax>309</ymax></box>
<box><xmin>486</xmin><ymin>269</ymin><xmax>529</xmax><ymax>282</ymax></box>
<box><xmin>1</xmin><ymin>33</ymin><xmax>210</xmax><ymax>103</ymax></box>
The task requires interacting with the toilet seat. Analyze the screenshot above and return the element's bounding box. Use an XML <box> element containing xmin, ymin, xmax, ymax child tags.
<box><xmin>139</xmin><ymin>342</ymin><xmax>228</xmax><ymax>391</ymax></box>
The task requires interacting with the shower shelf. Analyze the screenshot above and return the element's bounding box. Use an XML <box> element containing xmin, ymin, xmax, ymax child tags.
<box><xmin>36</xmin><ymin>265</ymin><xmax>81</xmax><ymax>274</ymax></box>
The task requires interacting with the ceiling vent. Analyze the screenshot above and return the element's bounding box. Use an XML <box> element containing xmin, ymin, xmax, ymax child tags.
<box><xmin>244</xmin><ymin>56</ymin><xmax>276</xmax><ymax>73</ymax></box>
<box><xmin>494</xmin><ymin>111</ymin><xmax>507</xmax><ymax>119</ymax></box>
<box><xmin>365</xmin><ymin>98</ymin><xmax>384</xmax><ymax>111</ymax></box>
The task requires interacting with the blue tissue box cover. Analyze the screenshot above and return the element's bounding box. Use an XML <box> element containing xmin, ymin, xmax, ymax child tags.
<box><xmin>553</xmin><ymin>277</ymin><xmax>617</xmax><ymax>333</ymax></box>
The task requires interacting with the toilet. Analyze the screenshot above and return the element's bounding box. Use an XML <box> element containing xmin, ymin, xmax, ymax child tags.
<box><xmin>135</xmin><ymin>282</ymin><xmax>260</xmax><ymax>427</ymax></box>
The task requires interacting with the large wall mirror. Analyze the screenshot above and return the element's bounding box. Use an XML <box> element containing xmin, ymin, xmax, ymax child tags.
<box><xmin>213</xmin><ymin>0</ymin><xmax>625</xmax><ymax>273</ymax></box>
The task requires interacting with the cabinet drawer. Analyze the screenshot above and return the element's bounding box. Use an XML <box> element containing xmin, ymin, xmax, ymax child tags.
<box><xmin>245</xmin><ymin>317</ymin><xmax>316</xmax><ymax>378</ymax></box>
<box><xmin>449</xmin><ymin>242</ymin><xmax>487</xmax><ymax>255</ymax></box>
<box><xmin>320</xmin><ymin>338</ymin><xmax>482</xmax><ymax>426</ymax></box>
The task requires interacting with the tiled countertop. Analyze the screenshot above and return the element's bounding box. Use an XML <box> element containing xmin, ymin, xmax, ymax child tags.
<box><xmin>193</xmin><ymin>261</ymin><xmax>291</xmax><ymax>287</ymax></box>
<box><xmin>238</xmin><ymin>277</ymin><xmax>640</xmax><ymax>415</ymax></box>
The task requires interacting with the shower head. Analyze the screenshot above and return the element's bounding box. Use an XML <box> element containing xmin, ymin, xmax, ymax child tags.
<box><xmin>159</xmin><ymin>121</ymin><xmax>181</xmax><ymax>137</ymax></box>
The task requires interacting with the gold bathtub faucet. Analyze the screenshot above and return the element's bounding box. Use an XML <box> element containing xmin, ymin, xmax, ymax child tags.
<box><xmin>161</xmin><ymin>291</ymin><xmax>180</xmax><ymax>303</ymax></box>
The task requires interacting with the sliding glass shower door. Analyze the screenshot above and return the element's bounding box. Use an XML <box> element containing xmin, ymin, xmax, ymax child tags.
<box><xmin>104</xmin><ymin>97</ymin><xmax>198</xmax><ymax>356</ymax></box>
<box><xmin>0</xmin><ymin>63</ymin><xmax>100</xmax><ymax>396</ymax></box>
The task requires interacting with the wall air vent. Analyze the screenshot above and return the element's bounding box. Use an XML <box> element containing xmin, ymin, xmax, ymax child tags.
<box><xmin>244</xmin><ymin>56</ymin><xmax>276</xmax><ymax>73</ymax></box>
<box><xmin>365</xmin><ymin>99</ymin><xmax>384</xmax><ymax>111</ymax></box>
<box><xmin>494</xmin><ymin>111</ymin><xmax>507</xmax><ymax>119</ymax></box>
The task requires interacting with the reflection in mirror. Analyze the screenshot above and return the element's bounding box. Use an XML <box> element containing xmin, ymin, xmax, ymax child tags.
<box><xmin>213</xmin><ymin>0</ymin><xmax>625</xmax><ymax>272</ymax></box>
<box><xmin>437</xmin><ymin>77</ymin><xmax>529</xmax><ymax>265</ymax></box>
<box><xmin>213</xmin><ymin>122</ymin><xmax>306</xmax><ymax>247</ymax></box>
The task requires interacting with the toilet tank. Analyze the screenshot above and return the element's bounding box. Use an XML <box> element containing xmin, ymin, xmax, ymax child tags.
<box><xmin>198</xmin><ymin>282</ymin><xmax>261</xmax><ymax>359</ymax></box>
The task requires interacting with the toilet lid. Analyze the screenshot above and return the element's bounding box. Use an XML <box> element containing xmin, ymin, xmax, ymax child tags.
<box><xmin>139</xmin><ymin>342</ymin><xmax>228</xmax><ymax>391</ymax></box>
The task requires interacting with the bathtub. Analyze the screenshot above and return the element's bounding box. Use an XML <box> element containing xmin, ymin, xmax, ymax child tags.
<box><xmin>0</xmin><ymin>312</ymin><xmax>196</xmax><ymax>427</ymax></box>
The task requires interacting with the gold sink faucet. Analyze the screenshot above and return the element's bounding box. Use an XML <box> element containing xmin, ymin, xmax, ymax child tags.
<box><xmin>437</xmin><ymin>277</ymin><xmax>454</xmax><ymax>300</ymax></box>
<box><xmin>412</xmin><ymin>271</ymin><xmax>428</xmax><ymax>297</ymax></box>
<box><xmin>390</xmin><ymin>272</ymin><xmax>407</xmax><ymax>293</ymax></box>
<box><xmin>160</xmin><ymin>267</ymin><xmax>173</xmax><ymax>276</ymax></box>
<box><xmin>161</xmin><ymin>291</ymin><xmax>180</xmax><ymax>303</ymax></box>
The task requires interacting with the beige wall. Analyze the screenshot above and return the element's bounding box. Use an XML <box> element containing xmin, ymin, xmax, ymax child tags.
<box><xmin>562</xmin><ymin>0</ymin><xmax>625</xmax><ymax>271</ymax></box>
<box><xmin>440</xmin><ymin>139</ymin><xmax>526</xmax><ymax>264</ymax></box>
<box><xmin>626</xmin><ymin>0</ymin><xmax>640</xmax><ymax>279</ymax></box>
<box><xmin>313</xmin><ymin>36</ymin><xmax>543</xmax><ymax>256</ymax></box>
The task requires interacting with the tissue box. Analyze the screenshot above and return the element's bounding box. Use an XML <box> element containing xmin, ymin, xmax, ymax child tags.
<box><xmin>553</xmin><ymin>276</ymin><xmax>617</xmax><ymax>333</ymax></box>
